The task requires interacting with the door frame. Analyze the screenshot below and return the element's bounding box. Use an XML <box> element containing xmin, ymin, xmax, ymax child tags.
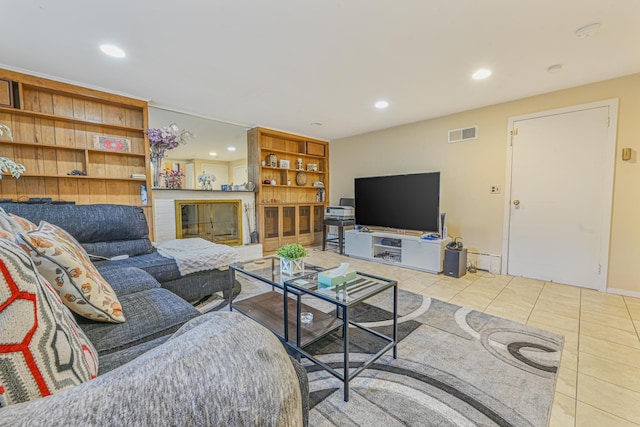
<box><xmin>501</xmin><ymin>99</ymin><xmax>618</xmax><ymax>291</ymax></box>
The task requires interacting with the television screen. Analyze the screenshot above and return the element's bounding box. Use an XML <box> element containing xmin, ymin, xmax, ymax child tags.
<box><xmin>354</xmin><ymin>172</ymin><xmax>440</xmax><ymax>232</ymax></box>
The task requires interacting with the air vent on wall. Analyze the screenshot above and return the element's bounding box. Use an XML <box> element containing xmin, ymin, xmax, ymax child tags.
<box><xmin>448</xmin><ymin>126</ymin><xmax>477</xmax><ymax>143</ymax></box>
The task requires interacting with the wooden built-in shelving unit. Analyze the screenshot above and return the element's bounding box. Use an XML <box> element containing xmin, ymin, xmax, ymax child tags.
<box><xmin>248</xmin><ymin>127</ymin><xmax>329</xmax><ymax>252</ymax></box>
<box><xmin>0</xmin><ymin>68</ymin><xmax>153</xmax><ymax>235</ymax></box>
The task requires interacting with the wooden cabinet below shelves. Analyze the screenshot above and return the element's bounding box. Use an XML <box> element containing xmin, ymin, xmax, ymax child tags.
<box><xmin>259</xmin><ymin>203</ymin><xmax>325</xmax><ymax>253</ymax></box>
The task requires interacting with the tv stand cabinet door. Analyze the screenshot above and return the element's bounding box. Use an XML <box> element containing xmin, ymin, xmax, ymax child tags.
<box><xmin>345</xmin><ymin>231</ymin><xmax>372</xmax><ymax>258</ymax></box>
<box><xmin>402</xmin><ymin>239</ymin><xmax>443</xmax><ymax>273</ymax></box>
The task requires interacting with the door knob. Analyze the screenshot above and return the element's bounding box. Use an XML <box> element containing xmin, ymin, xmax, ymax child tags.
<box><xmin>513</xmin><ymin>200</ymin><xmax>520</xmax><ymax>206</ymax></box>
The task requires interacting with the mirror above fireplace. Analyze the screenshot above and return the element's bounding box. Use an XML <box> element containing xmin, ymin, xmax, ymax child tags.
<box><xmin>148</xmin><ymin>106</ymin><xmax>249</xmax><ymax>190</ymax></box>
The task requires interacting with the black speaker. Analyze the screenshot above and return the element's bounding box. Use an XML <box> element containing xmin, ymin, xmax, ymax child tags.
<box><xmin>444</xmin><ymin>248</ymin><xmax>467</xmax><ymax>278</ymax></box>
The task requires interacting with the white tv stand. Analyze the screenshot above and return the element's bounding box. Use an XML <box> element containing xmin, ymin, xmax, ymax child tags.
<box><xmin>344</xmin><ymin>229</ymin><xmax>445</xmax><ymax>274</ymax></box>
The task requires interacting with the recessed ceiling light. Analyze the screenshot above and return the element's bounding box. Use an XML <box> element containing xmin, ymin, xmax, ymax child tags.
<box><xmin>375</xmin><ymin>101</ymin><xmax>389</xmax><ymax>109</ymax></box>
<box><xmin>209</xmin><ymin>152</ymin><xmax>217</xmax><ymax>156</ymax></box>
<box><xmin>100</xmin><ymin>44</ymin><xmax>126</xmax><ymax>58</ymax></box>
<box><xmin>575</xmin><ymin>22</ymin><xmax>601</xmax><ymax>38</ymax></box>
<box><xmin>472</xmin><ymin>69</ymin><xmax>492</xmax><ymax>80</ymax></box>
<box><xmin>547</xmin><ymin>64</ymin><xmax>563</xmax><ymax>73</ymax></box>
<box><xmin>310</xmin><ymin>122</ymin><xmax>323</xmax><ymax>126</ymax></box>
<box><xmin>227</xmin><ymin>146</ymin><xmax>236</xmax><ymax>151</ymax></box>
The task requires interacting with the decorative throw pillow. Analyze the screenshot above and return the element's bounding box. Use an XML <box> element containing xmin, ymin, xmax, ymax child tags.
<box><xmin>0</xmin><ymin>230</ymin><xmax>14</xmax><ymax>240</ymax></box>
<box><xmin>9</xmin><ymin>213</ymin><xmax>37</xmax><ymax>232</ymax></box>
<box><xmin>0</xmin><ymin>208</ymin><xmax>23</xmax><ymax>235</ymax></box>
<box><xmin>17</xmin><ymin>221</ymin><xmax>125</xmax><ymax>323</ymax></box>
<box><xmin>0</xmin><ymin>239</ymin><xmax>98</xmax><ymax>407</ymax></box>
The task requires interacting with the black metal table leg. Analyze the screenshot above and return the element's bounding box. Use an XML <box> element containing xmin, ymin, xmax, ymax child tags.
<box><xmin>322</xmin><ymin>222</ymin><xmax>328</xmax><ymax>251</ymax></box>
<box><xmin>393</xmin><ymin>284</ymin><xmax>398</xmax><ymax>359</ymax></box>
<box><xmin>228</xmin><ymin>269</ymin><xmax>235</xmax><ymax>311</ymax></box>
<box><xmin>343</xmin><ymin>307</ymin><xmax>350</xmax><ymax>401</ymax></box>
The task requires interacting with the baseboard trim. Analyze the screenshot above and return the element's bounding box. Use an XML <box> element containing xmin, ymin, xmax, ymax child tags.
<box><xmin>606</xmin><ymin>287</ymin><xmax>640</xmax><ymax>299</ymax></box>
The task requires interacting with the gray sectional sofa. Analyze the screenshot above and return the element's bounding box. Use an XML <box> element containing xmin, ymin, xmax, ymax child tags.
<box><xmin>0</xmin><ymin>203</ymin><xmax>309</xmax><ymax>426</ymax></box>
<box><xmin>0</xmin><ymin>202</ymin><xmax>229</xmax><ymax>303</ymax></box>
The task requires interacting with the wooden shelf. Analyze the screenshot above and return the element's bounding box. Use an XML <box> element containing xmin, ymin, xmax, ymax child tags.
<box><xmin>261</xmin><ymin>147</ymin><xmax>325</xmax><ymax>159</ymax></box>
<box><xmin>4</xmin><ymin>173</ymin><xmax>148</xmax><ymax>182</ymax></box>
<box><xmin>0</xmin><ymin>106</ymin><xmax>145</xmax><ymax>133</ymax></box>
<box><xmin>261</xmin><ymin>166</ymin><xmax>326</xmax><ymax>174</ymax></box>
<box><xmin>260</xmin><ymin>184</ymin><xmax>325</xmax><ymax>189</ymax></box>
<box><xmin>0</xmin><ymin>139</ymin><xmax>145</xmax><ymax>157</ymax></box>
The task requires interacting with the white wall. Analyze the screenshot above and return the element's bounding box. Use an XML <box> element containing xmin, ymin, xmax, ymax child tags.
<box><xmin>330</xmin><ymin>73</ymin><xmax>640</xmax><ymax>295</ymax></box>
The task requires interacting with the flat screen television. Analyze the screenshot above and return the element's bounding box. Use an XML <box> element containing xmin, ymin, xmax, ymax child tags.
<box><xmin>354</xmin><ymin>172</ymin><xmax>440</xmax><ymax>232</ymax></box>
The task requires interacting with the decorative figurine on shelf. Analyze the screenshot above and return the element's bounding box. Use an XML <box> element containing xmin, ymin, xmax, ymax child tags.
<box><xmin>198</xmin><ymin>172</ymin><xmax>216</xmax><ymax>190</ymax></box>
<box><xmin>268</xmin><ymin>153</ymin><xmax>277</xmax><ymax>167</ymax></box>
<box><xmin>296</xmin><ymin>158</ymin><xmax>303</xmax><ymax>170</ymax></box>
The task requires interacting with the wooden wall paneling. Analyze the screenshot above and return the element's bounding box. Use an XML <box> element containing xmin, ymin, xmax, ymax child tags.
<box><xmin>0</xmin><ymin>141</ymin><xmax>14</xmax><ymax>160</ymax></box>
<box><xmin>0</xmin><ymin>178</ymin><xmax>17</xmax><ymax>198</ymax></box>
<box><xmin>15</xmin><ymin>146</ymin><xmax>41</xmax><ymax>175</ymax></box>
<box><xmin>88</xmin><ymin>180</ymin><xmax>107</xmax><ymax>204</ymax></box>
<box><xmin>76</xmin><ymin>179</ymin><xmax>91</xmax><ymax>204</ymax></box>
<box><xmin>107</xmin><ymin>152</ymin><xmax>127</xmax><ymax>178</ymax></box>
<box><xmin>17</xmin><ymin>177</ymin><xmax>45</xmax><ymax>200</ymax></box>
<box><xmin>37</xmin><ymin>91</ymin><xmax>54</xmax><ymax>115</ymax></box>
<box><xmin>58</xmin><ymin>177</ymin><xmax>79</xmax><ymax>203</ymax></box>
<box><xmin>125</xmin><ymin>108</ymin><xmax>143</xmax><ymax>129</ymax></box>
<box><xmin>54</xmin><ymin>146</ymin><xmax>82</xmax><ymax>176</ymax></box>
<box><xmin>42</xmin><ymin>147</ymin><xmax>57</xmax><ymax>175</ymax></box>
<box><xmin>43</xmin><ymin>178</ymin><xmax>59</xmax><ymax>199</ymax></box>
<box><xmin>14</xmin><ymin>115</ymin><xmax>35</xmax><ymax>143</ymax></box>
<box><xmin>73</xmin><ymin>123</ymin><xmax>88</xmax><ymax>149</ymax></box>
<box><xmin>102</xmin><ymin>104</ymin><xmax>126</xmax><ymax>126</ymax></box>
<box><xmin>72</xmin><ymin>98</ymin><xmax>85</xmax><ymax>120</ymax></box>
<box><xmin>89</xmin><ymin>152</ymin><xmax>106</xmax><ymax>177</ymax></box>
<box><xmin>105</xmin><ymin>180</ymin><xmax>129</xmax><ymax>205</ymax></box>
<box><xmin>54</xmin><ymin>120</ymin><xmax>74</xmax><ymax>146</ymax></box>
<box><xmin>84</xmin><ymin>100</ymin><xmax>102</xmax><ymax>123</ymax></box>
<box><xmin>52</xmin><ymin>93</ymin><xmax>74</xmax><ymax>119</ymax></box>
<box><xmin>34</xmin><ymin>118</ymin><xmax>56</xmax><ymax>145</ymax></box>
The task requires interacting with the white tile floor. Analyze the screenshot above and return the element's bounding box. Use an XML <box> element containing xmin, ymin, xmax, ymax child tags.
<box><xmin>306</xmin><ymin>247</ymin><xmax>640</xmax><ymax>426</ymax></box>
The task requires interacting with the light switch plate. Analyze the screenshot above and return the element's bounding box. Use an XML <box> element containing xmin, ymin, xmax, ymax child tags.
<box><xmin>622</xmin><ymin>148</ymin><xmax>632</xmax><ymax>161</ymax></box>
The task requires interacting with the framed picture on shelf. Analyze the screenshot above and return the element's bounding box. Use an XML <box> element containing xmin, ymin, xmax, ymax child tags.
<box><xmin>279</xmin><ymin>159</ymin><xmax>290</xmax><ymax>169</ymax></box>
<box><xmin>93</xmin><ymin>135</ymin><xmax>131</xmax><ymax>152</ymax></box>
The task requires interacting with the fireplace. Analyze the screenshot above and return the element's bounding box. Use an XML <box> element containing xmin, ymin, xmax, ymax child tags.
<box><xmin>175</xmin><ymin>200</ymin><xmax>242</xmax><ymax>246</ymax></box>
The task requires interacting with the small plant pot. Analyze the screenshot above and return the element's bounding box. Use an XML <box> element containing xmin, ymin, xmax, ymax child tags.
<box><xmin>280</xmin><ymin>257</ymin><xmax>304</xmax><ymax>276</ymax></box>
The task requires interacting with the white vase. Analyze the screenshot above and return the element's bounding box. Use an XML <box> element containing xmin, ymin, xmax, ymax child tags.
<box><xmin>280</xmin><ymin>257</ymin><xmax>304</xmax><ymax>276</ymax></box>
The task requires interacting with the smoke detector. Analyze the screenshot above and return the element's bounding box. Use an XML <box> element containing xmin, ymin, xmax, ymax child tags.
<box><xmin>575</xmin><ymin>23</ymin><xmax>601</xmax><ymax>38</ymax></box>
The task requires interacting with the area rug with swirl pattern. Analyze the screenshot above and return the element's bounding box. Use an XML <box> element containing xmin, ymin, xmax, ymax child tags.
<box><xmin>201</xmin><ymin>273</ymin><xmax>563</xmax><ymax>427</ymax></box>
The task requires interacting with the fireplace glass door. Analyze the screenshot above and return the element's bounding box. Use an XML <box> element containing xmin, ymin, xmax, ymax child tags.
<box><xmin>175</xmin><ymin>200</ymin><xmax>242</xmax><ymax>246</ymax></box>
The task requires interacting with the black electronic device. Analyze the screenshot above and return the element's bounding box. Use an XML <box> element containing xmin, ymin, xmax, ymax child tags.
<box><xmin>446</xmin><ymin>237</ymin><xmax>463</xmax><ymax>250</ymax></box>
<box><xmin>354</xmin><ymin>172</ymin><xmax>440</xmax><ymax>232</ymax></box>
<box><xmin>444</xmin><ymin>248</ymin><xmax>467</xmax><ymax>278</ymax></box>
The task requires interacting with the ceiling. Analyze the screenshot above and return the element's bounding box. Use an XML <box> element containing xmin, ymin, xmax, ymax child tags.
<box><xmin>2</xmin><ymin>1</ymin><xmax>639</xmax><ymax>141</ymax></box>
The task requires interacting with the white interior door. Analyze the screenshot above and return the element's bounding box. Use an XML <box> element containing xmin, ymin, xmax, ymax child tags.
<box><xmin>504</xmin><ymin>101</ymin><xmax>617</xmax><ymax>290</ymax></box>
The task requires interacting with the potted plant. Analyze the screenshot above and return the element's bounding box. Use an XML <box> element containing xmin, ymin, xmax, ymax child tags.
<box><xmin>276</xmin><ymin>243</ymin><xmax>307</xmax><ymax>276</ymax></box>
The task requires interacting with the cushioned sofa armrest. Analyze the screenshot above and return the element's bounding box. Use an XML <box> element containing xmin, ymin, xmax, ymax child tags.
<box><xmin>0</xmin><ymin>312</ymin><xmax>304</xmax><ymax>427</ymax></box>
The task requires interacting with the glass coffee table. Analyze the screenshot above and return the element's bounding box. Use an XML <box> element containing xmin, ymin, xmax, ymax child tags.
<box><xmin>228</xmin><ymin>257</ymin><xmax>398</xmax><ymax>401</ymax></box>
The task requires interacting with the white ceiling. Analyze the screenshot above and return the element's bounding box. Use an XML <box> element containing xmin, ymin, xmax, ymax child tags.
<box><xmin>2</xmin><ymin>0</ymin><xmax>639</xmax><ymax>141</ymax></box>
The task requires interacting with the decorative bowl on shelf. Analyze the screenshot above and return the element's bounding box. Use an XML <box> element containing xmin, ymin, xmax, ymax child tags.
<box><xmin>296</xmin><ymin>171</ymin><xmax>307</xmax><ymax>186</ymax></box>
